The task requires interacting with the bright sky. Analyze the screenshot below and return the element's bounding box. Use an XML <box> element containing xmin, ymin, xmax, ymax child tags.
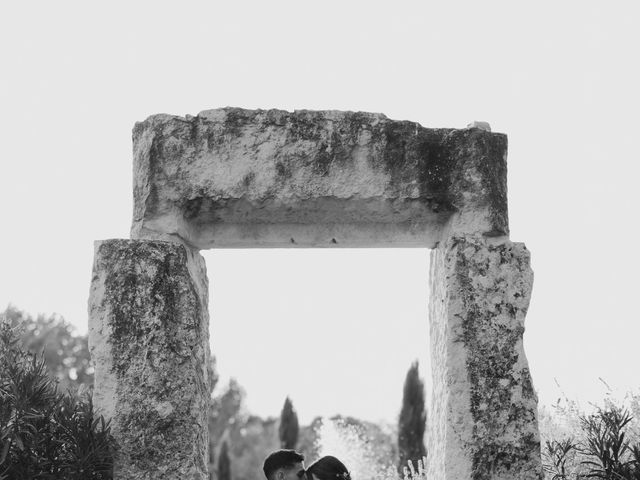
<box><xmin>1</xmin><ymin>1</ymin><xmax>639</xmax><ymax>424</ymax></box>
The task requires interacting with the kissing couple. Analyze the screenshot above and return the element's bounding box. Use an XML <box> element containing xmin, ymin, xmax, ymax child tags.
<box><xmin>263</xmin><ymin>450</ymin><xmax>350</xmax><ymax>480</ymax></box>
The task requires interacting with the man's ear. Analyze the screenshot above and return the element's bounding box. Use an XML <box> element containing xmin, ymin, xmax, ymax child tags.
<box><xmin>277</xmin><ymin>470</ymin><xmax>285</xmax><ymax>480</ymax></box>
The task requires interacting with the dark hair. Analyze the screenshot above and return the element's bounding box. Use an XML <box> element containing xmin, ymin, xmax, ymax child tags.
<box><xmin>263</xmin><ymin>450</ymin><xmax>305</xmax><ymax>480</ymax></box>
<box><xmin>306</xmin><ymin>456</ymin><xmax>351</xmax><ymax>480</ymax></box>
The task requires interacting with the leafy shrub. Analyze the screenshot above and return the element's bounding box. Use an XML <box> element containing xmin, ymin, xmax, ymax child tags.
<box><xmin>543</xmin><ymin>404</ymin><xmax>640</xmax><ymax>479</ymax></box>
<box><xmin>0</xmin><ymin>317</ymin><xmax>117</xmax><ymax>479</ymax></box>
<box><xmin>2</xmin><ymin>305</ymin><xmax>93</xmax><ymax>392</ymax></box>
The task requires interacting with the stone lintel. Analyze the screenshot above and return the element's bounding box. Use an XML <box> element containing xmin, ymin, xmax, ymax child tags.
<box><xmin>88</xmin><ymin>239</ymin><xmax>210</xmax><ymax>480</ymax></box>
<box><xmin>427</xmin><ymin>235</ymin><xmax>542</xmax><ymax>480</ymax></box>
<box><xmin>131</xmin><ymin>108</ymin><xmax>508</xmax><ymax>249</ymax></box>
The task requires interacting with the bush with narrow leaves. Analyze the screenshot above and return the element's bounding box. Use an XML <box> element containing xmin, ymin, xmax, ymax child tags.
<box><xmin>543</xmin><ymin>404</ymin><xmax>640</xmax><ymax>480</ymax></box>
<box><xmin>543</xmin><ymin>438</ymin><xmax>580</xmax><ymax>479</ymax></box>
<box><xmin>0</xmin><ymin>318</ymin><xmax>117</xmax><ymax>479</ymax></box>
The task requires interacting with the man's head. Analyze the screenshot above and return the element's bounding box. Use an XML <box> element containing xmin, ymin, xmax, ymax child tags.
<box><xmin>263</xmin><ymin>450</ymin><xmax>305</xmax><ymax>480</ymax></box>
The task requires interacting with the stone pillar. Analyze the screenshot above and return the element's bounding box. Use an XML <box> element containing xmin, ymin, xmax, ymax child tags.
<box><xmin>427</xmin><ymin>235</ymin><xmax>541</xmax><ymax>480</ymax></box>
<box><xmin>88</xmin><ymin>239</ymin><xmax>210</xmax><ymax>480</ymax></box>
<box><xmin>86</xmin><ymin>107</ymin><xmax>541</xmax><ymax>479</ymax></box>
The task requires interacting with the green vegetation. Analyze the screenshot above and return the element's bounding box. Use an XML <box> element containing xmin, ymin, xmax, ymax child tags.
<box><xmin>542</xmin><ymin>402</ymin><xmax>640</xmax><ymax>479</ymax></box>
<box><xmin>218</xmin><ymin>440</ymin><xmax>232</xmax><ymax>480</ymax></box>
<box><xmin>2</xmin><ymin>306</ymin><xmax>93</xmax><ymax>392</ymax></box>
<box><xmin>279</xmin><ymin>397</ymin><xmax>299</xmax><ymax>449</ymax></box>
<box><xmin>0</xmin><ymin>310</ymin><xmax>116</xmax><ymax>479</ymax></box>
<box><xmin>397</xmin><ymin>361</ymin><xmax>426</xmax><ymax>475</ymax></box>
<box><xmin>400</xmin><ymin>457</ymin><xmax>427</xmax><ymax>480</ymax></box>
<box><xmin>12</xmin><ymin>304</ymin><xmax>640</xmax><ymax>480</ymax></box>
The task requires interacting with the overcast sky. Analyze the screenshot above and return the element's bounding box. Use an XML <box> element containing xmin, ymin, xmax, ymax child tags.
<box><xmin>1</xmin><ymin>1</ymin><xmax>639</xmax><ymax>424</ymax></box>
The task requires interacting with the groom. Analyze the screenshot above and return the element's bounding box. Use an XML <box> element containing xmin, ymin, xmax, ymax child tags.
<box><xmin>263</xmin><ymin>450</ymin><xmax>306</xmax><ymax>480</ymax></box>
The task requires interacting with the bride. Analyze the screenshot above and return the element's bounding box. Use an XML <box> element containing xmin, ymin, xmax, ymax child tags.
<box><xmin>306</xmin><ymin>456</ymin><xmax>351</xmax><ymax>480</ymax></box>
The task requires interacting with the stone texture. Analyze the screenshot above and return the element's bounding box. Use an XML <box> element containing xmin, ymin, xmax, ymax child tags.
<box><xmin>466</xmin><ymin>121</ymin><xmax>492</xmax><ymax>132</ymax></box>
<box><xmin>86</xmin><ymin>108</ymin><xmax>542</xmax><ymax>479</ymax></box>
<box><xmin>427</xmin><ymin>235</ymin><xmax>541</xmax><ymax>480</ymax></box>
<box><xmin>131</xmin><ymin>108</ymin><xmax>508</xmax><ymax>248</ymax></box>
<box><xmin>88</xmin><ymin>239</ymin><xmax>210</xmax><ymax>480</ymax></box>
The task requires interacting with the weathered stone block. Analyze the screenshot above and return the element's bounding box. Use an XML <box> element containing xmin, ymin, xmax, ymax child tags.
<box><xmin>88</xmin><ymin>239</ymin><xmax>210</xmax><ymax>480</ymax></box>
<box><xmin>427</xmin><ymin>235</ymin><xmax>541</xmax><ymax>480</ymax></box>
<box><xmin>85</xmin><ymin>107</ymin><xmax>539</xmax><ymax>480</ymax></box>
<box><xmin>131</xmin><ymin>108</ymin><xmax>508</xmax><ymax>248</ymax></box>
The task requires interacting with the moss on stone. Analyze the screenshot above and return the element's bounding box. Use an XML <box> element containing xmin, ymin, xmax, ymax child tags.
<box><xmin>447</xmin><ymin>236</ymin><xmax>541</xmax><ymax>479</ymax></box>
<box><xmin>99</xmin><ymin>240</ymin><xmax>201</xmax><ymax>378</ymax></box>
<box><xmin>92</xmin><ymin>239</ymin><xmax>209</xmax><ymax>478</ymax></box>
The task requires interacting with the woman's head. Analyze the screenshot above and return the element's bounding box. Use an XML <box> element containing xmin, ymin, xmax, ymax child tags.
<box><xmin>306</xmin><ymin>456</ymin><xmax>351</xmax><ymax>480</ymax></box>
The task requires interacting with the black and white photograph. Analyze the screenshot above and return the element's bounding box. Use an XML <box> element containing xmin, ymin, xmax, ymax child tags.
<box><xmin>1</xmin><ymin>2</ymin><xmax>639</xmax><ymax>479</ymax></box>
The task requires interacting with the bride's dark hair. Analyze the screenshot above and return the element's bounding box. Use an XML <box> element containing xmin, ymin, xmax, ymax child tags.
<box><xmin>306</xmin><ymin>456</ymin><xmax>351</xmax><ymax>480</ymax></box>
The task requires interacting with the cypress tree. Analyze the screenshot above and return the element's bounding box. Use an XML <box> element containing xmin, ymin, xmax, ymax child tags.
<box><xmin>218</xmin><ymin>440</ymin><xmax>231</xmax><ymax>480</ymax></box>
<box><xmin>398</xmin><ymin>361</ymin><xmax>427</xmax><ymax>474</ymax></box>
<box><xmin>279</xmin><ymin>396</ymin><xmax>299</xmax><ymax>449</ymax></box>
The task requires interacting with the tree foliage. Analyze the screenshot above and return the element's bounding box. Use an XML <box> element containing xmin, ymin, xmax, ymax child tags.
<box><xmin>0</xmin><ymin>313</ymin><xmax>116</xmax><ymax>479</ymax></box>
<box><xmin>209</xmin><ymin>378</ymin><xmax>246</xmax><ymax>450</ymax></box>
<box><xmin>398</xmin><ymin>361</ymin><xmax>426</xmax><ymax>474</ymax></box>
<box><xmin>218</xmin><ymin>440</ymin><xmax>231</xmax><ymax>480</ymax></box>
<box><xmin>207</xmin><ymin>378</ymin><xmax>282</xmax><ymax>480</ymax></box>
<box><xmin>279</xmin><ymin>397</ymin><xmax>299</xmax><ymax>449</ymax></box>
<box><xmin>2</xmin><ymin>306</ymin><xmax>93</xmax><ymax>392</ymax></box>
<box><xmin>543</xmin><ymin>403</ymin><xmax>640</xmax><ymax>479</ymax></box>
<box><xmin>227</xmin><ymin>415</ymin><xmax>279</xmax><ymax>480</ymax></box>
<box><xmin>209</xmin><ymin>378</ymin><xmax>246</xmax><ymax>479</ymax></box>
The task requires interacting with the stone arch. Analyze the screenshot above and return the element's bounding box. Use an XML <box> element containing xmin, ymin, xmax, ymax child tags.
<box><xmin>88</xmin><ymin>108</ymin><xmax>542</xmax><ymax>479</ymax></box>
